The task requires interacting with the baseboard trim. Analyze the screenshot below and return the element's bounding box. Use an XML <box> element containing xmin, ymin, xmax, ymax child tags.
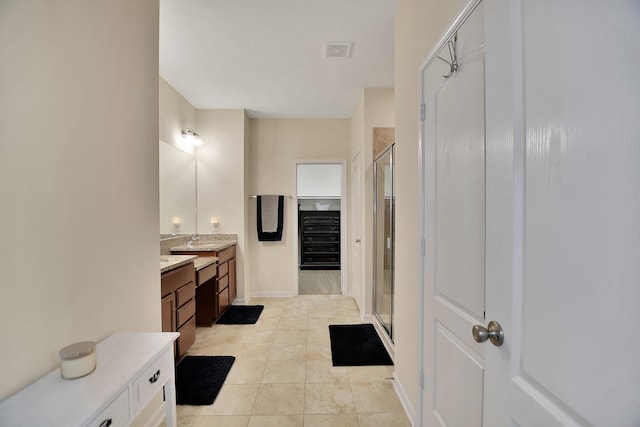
<box><xmin>393</xmin><ymin>372</ymin><xmax>417</xmax><ymax>426</ymax></box>
<box><xmin>231</xmin><ymin>298</ymin><xmax>247</xmax><ymax>305</ymax></box>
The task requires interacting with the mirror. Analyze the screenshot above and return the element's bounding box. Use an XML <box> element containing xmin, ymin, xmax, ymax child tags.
<box><xmin>159</xmin><ymin>140</ymin><xmax>196</xmax><ymax>235</ymax></box>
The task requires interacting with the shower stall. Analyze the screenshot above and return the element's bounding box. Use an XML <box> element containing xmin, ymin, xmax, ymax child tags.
<box><xmin>373</xmin><ymin>144</ymin><xmax>395</xmax><ymax>340</ymax></box>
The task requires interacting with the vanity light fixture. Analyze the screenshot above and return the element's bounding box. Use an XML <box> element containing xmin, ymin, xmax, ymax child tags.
<box><xmin>172</xmin><ymin>216</ymin><xmax>181</xmax><ymax>235</ymax></box>
<box><xmin>181</xmin><ymin>128</ymin><xmax>202</xmax><ymax>146</ymax></box>
<box><xmin>210</xmin><ymin>216</ymin><xmax>220</xmax><ymax>231</ymax></box>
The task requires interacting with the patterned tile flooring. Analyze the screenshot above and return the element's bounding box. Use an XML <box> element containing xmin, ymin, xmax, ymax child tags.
<box><xmin>173</xmin><ymin>295</ymin><xmax>410</xmax><ymax>426</ymax></box>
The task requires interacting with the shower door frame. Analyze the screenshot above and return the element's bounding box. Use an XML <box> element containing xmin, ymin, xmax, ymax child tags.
<box><xmin>373</xmin><ymin>144</ymin><xmax>395</xmax><ymax>341</ymax></box>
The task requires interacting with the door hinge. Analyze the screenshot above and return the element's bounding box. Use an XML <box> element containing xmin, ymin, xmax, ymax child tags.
<box><xmin>420</xmin><ymin>103</ymin><xmax>426</xmax><ymax>122</ymax></box>
<box><xmin>420</xmin><ymin>238</ymin><xmax>426</xmax><ymax>257</ymax></box>
<box><xmin>419</xmin><ymin>371</ymin><xmax>425</xmax><ymax>389</ymax></box>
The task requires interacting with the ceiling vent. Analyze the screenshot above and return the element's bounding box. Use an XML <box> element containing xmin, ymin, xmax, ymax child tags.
<box><xmin>325</xmin><ymin>42</ymin><xmax>352</xmax><ymax>58</ymax></box>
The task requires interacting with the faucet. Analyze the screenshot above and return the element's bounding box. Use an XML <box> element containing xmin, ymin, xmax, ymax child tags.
<box><xmin>186</xmin><ymin>234</ymin><xmax>199</xmax><ymax>247</ymax></box>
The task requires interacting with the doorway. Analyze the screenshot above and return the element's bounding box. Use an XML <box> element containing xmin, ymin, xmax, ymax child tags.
<box><xmin>295</xmin><ymin>162</ymin><xmax>346</xmax><ymax>295</ymax></box>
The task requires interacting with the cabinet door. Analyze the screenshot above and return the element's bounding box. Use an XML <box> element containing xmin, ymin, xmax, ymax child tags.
<box><xmin>229</xmin><ymin>258</ymin><xmax>236</xmax><ymax>301</ymax></box>
<box><xmin>161</xmin><ymin>293</ymin><xmax>176</xmax><ymax>333</ymax></box>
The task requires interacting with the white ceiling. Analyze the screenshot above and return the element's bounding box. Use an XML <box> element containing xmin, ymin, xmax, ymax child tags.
<box><xmin>159</xmin><ymin>0</ymin><xmax>398</xmax><ymax>118</ymax></box>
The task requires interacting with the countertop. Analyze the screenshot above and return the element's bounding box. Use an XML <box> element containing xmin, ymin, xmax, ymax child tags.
<box><xmin>160</xmin><ymin>255</ymin><xmax>219</xmax><ymax>274</ymax></box>
<box><xmin>159</xmin><ymin>255</ymin><xmax>197</xmax><ymax>274</ymax></box>
<box><xmin>193</xmin><ymin>256</ymin><xmax>219</xmax><ymax>271</ymax></box>
<box><xmin>170</xmin><ymin>239</ymin><xmax>236</xmax><ymax>253</ymax></box>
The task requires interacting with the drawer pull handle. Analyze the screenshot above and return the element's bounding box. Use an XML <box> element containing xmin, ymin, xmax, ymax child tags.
<box><xmin>99</xmin><ymin>419</ymin><xmax>113</xmax><ymax>427</ymax></box>
<box><xmin>149</xmin><ymin>369</ymin><xmax>161</xmax><ymax>384</ymax></box>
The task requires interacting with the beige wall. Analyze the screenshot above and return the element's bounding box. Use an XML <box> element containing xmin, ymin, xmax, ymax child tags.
<box><xmin>0</xmin><ymin>0</ymin><xmax>160</xmax><ymax>399</ymax></box>
<box><xmin>159</xmin><ymin>77</ymin><xmax>197</xmax><ymax>154</ymax></box>
<box><xmin>350</xmin><ymin>89</ymin><xmax>395</xmax><ymax>317</ymax></box>
<box><xmin>393</xmin><ymin>0</ymin><xmax>467</xmax><ymax>418</ymax></box>
<box><xmin>247</xmin><ymin>119</ymin><xmax>350</xmax><ymax>296</ymax></box>
<box><xmin>196</xmin><ymin>109</ymin><xmax>250</xmax><ymax>302</ymax></box>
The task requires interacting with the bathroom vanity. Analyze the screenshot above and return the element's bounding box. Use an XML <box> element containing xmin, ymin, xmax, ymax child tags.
<box><xmin>170</xmin><ymin>241</ymin><xmax>237</xmax><ymax>319</ymax></box>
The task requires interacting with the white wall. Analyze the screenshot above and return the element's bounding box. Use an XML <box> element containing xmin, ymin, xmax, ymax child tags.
<box><xmin>393</xmin><ymin>0</ymin><xmax>467</xmax><ymax>418</ymax></box>
<box><xmin>0</xmin><ymin>0</ymin><xmax>160</xmax><ymax>399</ymax></box>
<box><xmin>196</xmin><ymin>109</ymin><xmax>249</xmax><ymax>301</ymax></box>
<box><xmin>247</xmin><ymin>119</ymin><xmax>350</xmax><ymax>297</ymax></box>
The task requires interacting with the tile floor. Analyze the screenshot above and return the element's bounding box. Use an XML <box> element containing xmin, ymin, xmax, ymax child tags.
<box><xmin>298</xmin><ymin>270</ymin><xmax>342</xmax><ymax>295</ymax></box>
<box><xmin>175</xmin><ymin>295</ymin><xmax>410</xmax><ymax>427</ymax></box>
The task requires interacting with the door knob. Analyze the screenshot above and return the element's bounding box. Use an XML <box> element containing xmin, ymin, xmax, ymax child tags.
<box><xmin>472</xmin><ymin>321</ymin><xmax>504</xmax><ymax>346</ymax></box>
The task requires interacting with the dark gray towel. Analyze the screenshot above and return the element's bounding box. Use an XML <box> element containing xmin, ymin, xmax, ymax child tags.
<box><xmin>257</xmin><ymin>195</ymin><xmax>284</xmax><ymax>241</ymax></box>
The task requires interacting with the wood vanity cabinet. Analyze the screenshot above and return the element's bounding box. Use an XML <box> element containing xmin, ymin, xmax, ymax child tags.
<box><xmin>172</xmin><ymin>244</ymin><xmax>237</xmax><ymax>319</ymax></box>
<box><xmin>161</xmin><ymin>263</ymin><xmax>196</xmax><ymax>360</ymax></box>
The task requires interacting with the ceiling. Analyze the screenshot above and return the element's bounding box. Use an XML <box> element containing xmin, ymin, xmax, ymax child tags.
<box><xmin>159</xmin><ymin>0</ymin><xmax>398</xmax><ymax>119</ymax></box>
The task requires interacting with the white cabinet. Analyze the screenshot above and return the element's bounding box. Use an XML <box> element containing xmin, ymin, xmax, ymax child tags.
<box><xmin>0</xmin><ymin>332</ymin><xmax>179</xmax><ymax>427</ymax></box>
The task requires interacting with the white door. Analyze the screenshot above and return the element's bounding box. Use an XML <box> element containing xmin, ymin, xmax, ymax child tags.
<box><xmin>351</xmin><ymin>152</ymin><xmax>363</xmax><ymax>310</ymax></box>
<box><xmin>421</xmin><ymin>0</ymin><xmax>640</xmax><ymax>426</ymax></box>
<box><xmin>483</xmin><ymin>0</ymin><xmax>640</xmax><ymax>425</ymax></box>
<box><xmin>420</xmin><ymin>2</ymin><xmax>486</xmax><ymax>426</ymax></box>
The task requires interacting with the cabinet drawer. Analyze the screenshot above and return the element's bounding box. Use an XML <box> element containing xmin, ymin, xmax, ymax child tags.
<box><xmin>302</xmin><ymin>254</ymin><xmax>341</xmax><ymax>264</ymax></box>
<box><xmin>217</xmin><ymin>245</ymin><xmax>235</xmax><ymax>263</ymax></box>
<box><xmin>161</xmin><ymin>263</ymin><xmax>195</xmax><ymax>296</ymax></box>
<box><xmin>303</xmin><ymin>243</ymin><xmax>340</xmax><ymax>253</ymax></box>
<box><xmin>303</xmin><ymin>224</ymin><xmax>340</xmax><ymax>232</ymax></box>
<box><xmin>218</xmin><ymin>287</ymin><xmax>230</xmax><ymax>316</ymax></box>
<box><xmin>176</xmin><ymin>281</ymin><xmax>195</xmax><ymax>307</ymax></box>
<box><xmin>132</xmin><ymin>349</ymin><xmax>173</xmax><ymax>413</ymax></box>
<box><xmin>177</xmin><ymin>298</ymin><xmax>195</xmax><ymax>328</ymax></box>
<box><xmin>218</xmin><ymin>260</ymin><xmax>228</xmax><ymax>278</ymax></box>
<box><xmin>88</xmin><ymin>387</ymin><xmax>130</xmax><ymax>427</ymax></box>
<box><xmin>177</xmin><ymin>316</ymin><xmax>196</xmax><ymax>358</ymax></box>
<box><xmin>217</xmin><ymin>274</ymin><xmax>229</xmax><ymax>293</ymax></box>
<box><xmin>303</xmin><ymin>234</ymin><xmax>339</xmax><ymax>243</ymax></box>
<box><xmin>197</xmin><ymin>262</ymin><xmax>217</xmax><ymax>286</ymax></box>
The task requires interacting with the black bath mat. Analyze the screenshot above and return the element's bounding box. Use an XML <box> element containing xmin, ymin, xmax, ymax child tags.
<box><xmin>216</xmin><ymin>305</ymin><xmax>264</xmax><ymax>324</ymax></box>
<box><xmin>175</xmin><ymin>356</ymin><xmax>235</xmax><ymax>405</ymax></box>
<box><xmin>329</xmin><ymin>324</ymin><xmax>393</xmax><ymax>366</ymax></box>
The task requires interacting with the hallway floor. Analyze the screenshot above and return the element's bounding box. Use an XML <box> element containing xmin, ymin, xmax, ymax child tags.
<box><xmin>173</xmin><ymin>295</ymin><xmax>410</xmax><ymax>426</ymax></box>
<box><xmin>298</xmin><ymin>270</ymin><xmax>341</xmax><ymax>295</ymax></box>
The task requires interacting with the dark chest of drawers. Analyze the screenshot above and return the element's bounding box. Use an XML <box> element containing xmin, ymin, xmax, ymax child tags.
<box><xmin>299</xmin><ymin>210</ymin><xmax>341</xmax><ymax>270</ymax></box>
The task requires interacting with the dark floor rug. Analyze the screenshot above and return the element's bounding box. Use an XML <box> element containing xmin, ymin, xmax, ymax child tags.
<box><xmin>216</xmin><ymin>305</ymin><xmax>264</xmax><ymax>324</ymax></box>
<box><xmin>175</xmin><ymin>356</ymin><xmax>235</xmax><ymax>405</ymax></box>
<box><xmin>329</xmin><ymin>324</ymin><xmax>393</xmax><ymax>366</ymax></box>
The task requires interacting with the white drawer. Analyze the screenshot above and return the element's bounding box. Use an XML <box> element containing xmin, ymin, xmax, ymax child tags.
<box><xmin>132</xmin><ymin>349</ymin><xmax>173</xmax><ymax>412</ymax></box>
<box><xmin>87</xmin><ymin>388</ymin><xmax>130</xmax><ymax>427</ymax></box>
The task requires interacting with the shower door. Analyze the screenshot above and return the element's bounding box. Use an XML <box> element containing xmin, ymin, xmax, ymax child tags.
<box><xmin>373</xmin><ymin>144</ymin><xmax>394</xmax><ymax>339</ymax></box>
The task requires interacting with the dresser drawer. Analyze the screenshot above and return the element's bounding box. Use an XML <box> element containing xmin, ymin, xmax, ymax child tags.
<box><xmin>177</xmin><ymin>298</ymin><xmax>195</xmax><ymax>328</ymax></box>
<box><xmin>177</xmin><ymin>316</ymin><xmax>196</xmax><ymax>358</ymax></box>
<box><xmin>88</xmin><ymin>387</ymin><xmax>130</xmax><ymax>427</ymax></box>
<box><xmin>197</xmin><ymin>262</ymin><xmax>217</xmax><ymax>286</ymax></box>
<box><xmin>303</xmin><ymin>224</ymin><xmax>340</xmax><ymax>232</ymax></box>
<box><xmin>217</xmin><ymin>245</ymin><xmax>235</xmax><ymax>263</ymax></box>
<box><xmin>218</xmin><ymin>286</ymin><xmax>230</xmax><ymax>316</ymax></box>
<box><xmin>217</xmin><ymin>273</ymin><xmax>229</xmax><ymax>293</ymax></box>
<box><xmin>132</xmin><ymin>349</ymin><xmax>173</xmax><ymax>413</ymax></box>
<box><xmin>161</xmin><ymin>263</ymin><xmax>195</xmax><ymax>296</ymax></box>
<box><xmin>176</xmin><ymin>281</ymin><xmax>195</xmax><ymax>307</ymax></box>
<box><xmin>218</xmin><ymin>260</ymin><xmax>228</xmax><ymax>278</ymax></box>
<box><xmin>303</xmin><ymin>234</ymin><xmax>339</xmax><ymax>243</ymax></box>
